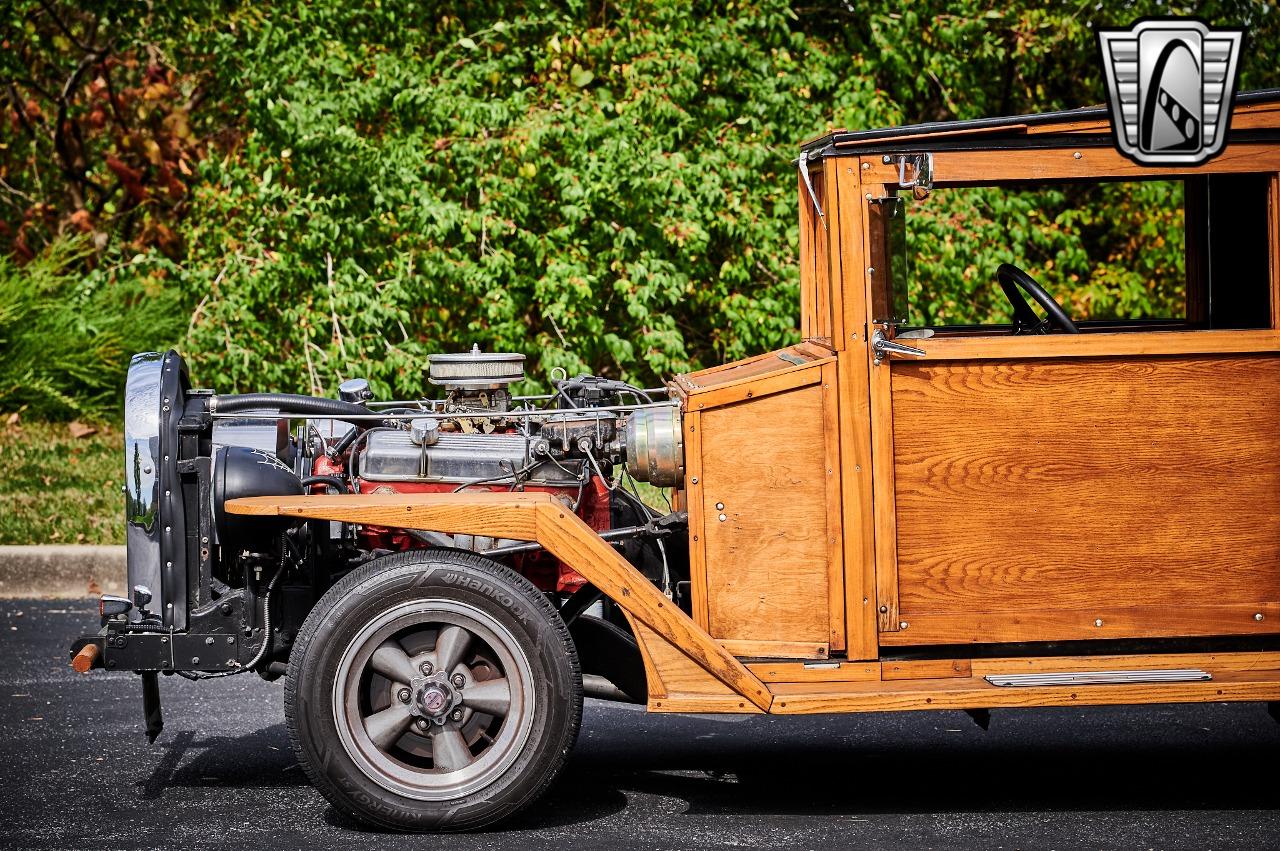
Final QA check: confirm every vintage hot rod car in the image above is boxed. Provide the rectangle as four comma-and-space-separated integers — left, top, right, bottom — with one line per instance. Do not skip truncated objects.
72, 90, 1280, 831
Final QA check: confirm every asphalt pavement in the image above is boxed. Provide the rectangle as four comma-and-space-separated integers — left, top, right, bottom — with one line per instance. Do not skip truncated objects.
3, 599, 1279, 850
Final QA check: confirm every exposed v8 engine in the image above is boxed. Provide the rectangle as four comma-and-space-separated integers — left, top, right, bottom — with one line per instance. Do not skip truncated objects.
86, 345, 686, 729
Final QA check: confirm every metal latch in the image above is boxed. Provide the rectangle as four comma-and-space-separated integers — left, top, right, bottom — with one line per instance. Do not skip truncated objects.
894, 152, 934, 200
872, 329, 927, 365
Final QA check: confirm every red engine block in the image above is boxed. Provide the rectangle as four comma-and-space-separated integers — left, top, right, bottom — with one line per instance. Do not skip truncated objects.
311, 454, 606, 594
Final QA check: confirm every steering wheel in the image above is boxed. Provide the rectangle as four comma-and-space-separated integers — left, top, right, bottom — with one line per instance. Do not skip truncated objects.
996, 263, 1079, 335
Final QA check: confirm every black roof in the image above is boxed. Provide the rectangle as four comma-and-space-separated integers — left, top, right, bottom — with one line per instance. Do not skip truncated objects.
801, 88, 1280, 155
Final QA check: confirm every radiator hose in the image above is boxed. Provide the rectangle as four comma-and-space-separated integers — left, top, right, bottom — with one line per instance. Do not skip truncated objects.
212, 393, 371, 425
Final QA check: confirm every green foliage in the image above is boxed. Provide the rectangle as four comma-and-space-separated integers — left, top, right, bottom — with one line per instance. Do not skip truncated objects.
902, 180, 1186, 326
0, 238, 186, 418
3, 0, 1279, 408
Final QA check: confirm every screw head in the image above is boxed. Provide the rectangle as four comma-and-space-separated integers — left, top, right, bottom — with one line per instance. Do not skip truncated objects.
1095, 619, 1104, 627
898, 621, 908, 630
419, 661, 434, 675
451, 673, 465, 688
882, 155, 892, 164
397, 688, 411, 703
1256, 613, 1265, 622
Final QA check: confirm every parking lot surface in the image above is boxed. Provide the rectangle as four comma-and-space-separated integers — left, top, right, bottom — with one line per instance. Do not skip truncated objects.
3, 600, 1279, 850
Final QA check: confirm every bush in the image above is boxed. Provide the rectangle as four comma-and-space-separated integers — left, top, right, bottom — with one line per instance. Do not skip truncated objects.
3, 1, 1279, 407
0, 237, 186, 419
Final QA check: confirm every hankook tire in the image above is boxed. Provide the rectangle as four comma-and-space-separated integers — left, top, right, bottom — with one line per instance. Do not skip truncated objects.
285, 549, 582, 831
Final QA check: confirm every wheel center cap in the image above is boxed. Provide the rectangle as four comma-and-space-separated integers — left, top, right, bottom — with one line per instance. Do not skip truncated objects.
418, 684, 449, 715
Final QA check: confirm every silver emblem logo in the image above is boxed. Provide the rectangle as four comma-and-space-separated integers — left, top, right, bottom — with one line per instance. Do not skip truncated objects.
1098, 19, 1244, 165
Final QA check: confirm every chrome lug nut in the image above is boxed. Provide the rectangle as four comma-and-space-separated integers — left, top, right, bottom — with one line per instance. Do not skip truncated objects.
451, 673, 465, 688
419, 661, 434, 675
451, 709, 463, 722
397, 688, 411, 703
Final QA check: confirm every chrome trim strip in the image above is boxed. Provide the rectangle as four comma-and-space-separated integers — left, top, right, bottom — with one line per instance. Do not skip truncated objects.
984, 669, 1212, 687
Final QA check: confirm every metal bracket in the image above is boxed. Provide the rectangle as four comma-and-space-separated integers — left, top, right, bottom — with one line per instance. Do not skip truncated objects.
795, 150, 826, 219
872, 329, 927, 366
895, 152, 934, 199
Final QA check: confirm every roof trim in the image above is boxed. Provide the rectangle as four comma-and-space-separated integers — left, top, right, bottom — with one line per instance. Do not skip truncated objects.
802, 88, 1280, 154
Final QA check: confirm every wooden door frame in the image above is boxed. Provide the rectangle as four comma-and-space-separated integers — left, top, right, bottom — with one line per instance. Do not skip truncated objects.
824, 150, 1280, 655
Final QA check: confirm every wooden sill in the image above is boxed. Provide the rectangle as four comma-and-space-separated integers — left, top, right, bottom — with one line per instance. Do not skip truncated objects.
896, 329, 1280, 361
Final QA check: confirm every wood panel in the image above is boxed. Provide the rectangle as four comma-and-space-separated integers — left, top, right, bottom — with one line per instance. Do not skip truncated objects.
897, 329, 1280, 361
829, 162, 879, 660
767, 666, 1280, 714
1271, 172, 1280, 330
880, 602, 1280, 646
746, 660, 881, 683
860, 143, 1280, 186
797, 164, 832, 339
819, 361, 845, 651
861, 179, 901, 634
699, 382, 835, 658
890, 354, 1280, 644
719, 639, 829, 659
631, 622, 761, 714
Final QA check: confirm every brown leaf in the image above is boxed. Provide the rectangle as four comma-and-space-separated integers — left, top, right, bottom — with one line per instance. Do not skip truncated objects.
68, 421, 98, 439
4, 412, 18, 426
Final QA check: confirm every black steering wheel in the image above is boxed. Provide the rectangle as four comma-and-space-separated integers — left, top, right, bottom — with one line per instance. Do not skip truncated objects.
996, 263, 1079, 335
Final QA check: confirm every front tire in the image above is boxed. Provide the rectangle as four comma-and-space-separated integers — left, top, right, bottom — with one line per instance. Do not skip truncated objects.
285, 549, 582, 831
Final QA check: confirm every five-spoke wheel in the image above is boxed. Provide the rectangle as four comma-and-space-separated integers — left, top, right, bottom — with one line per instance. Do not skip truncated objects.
286, 549, 581, 831
334, 602, 532, 800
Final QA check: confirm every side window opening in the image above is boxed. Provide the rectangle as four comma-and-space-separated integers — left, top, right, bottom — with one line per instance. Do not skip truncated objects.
876, 174, 1274, 334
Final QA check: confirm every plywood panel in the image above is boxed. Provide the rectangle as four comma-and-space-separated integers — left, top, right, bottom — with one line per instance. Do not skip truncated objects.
890, 354, 1280, 644
700, 383, 834, 656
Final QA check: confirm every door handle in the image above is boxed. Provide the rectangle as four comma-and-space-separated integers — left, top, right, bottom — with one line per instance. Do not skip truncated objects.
872, 330, 927, 365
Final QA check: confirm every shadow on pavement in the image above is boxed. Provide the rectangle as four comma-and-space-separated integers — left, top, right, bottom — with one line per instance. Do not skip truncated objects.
137, 704, 1280, 834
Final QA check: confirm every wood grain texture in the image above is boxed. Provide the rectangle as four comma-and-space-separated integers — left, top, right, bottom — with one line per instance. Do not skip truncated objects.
890, 355, 1280, 644
798, 169, 815, 340
767, 667, 1280, 714
746, 660, 882, 683
830, 162, 880, 660
819, 361, 846, 650
862, 182, 901, 635
902, 329, 1280, 361
699, 384, 836, 657
860, 144, 1280, 186
879, 602, 1280, 646
882, 658, 971, 680
683, 410, 710, 630
967, 650, 1280, 676
226, 491, 543, 539
718, 639, 830, 659
533, 503, 772, 710
821, 157, 847, 345
1270, 172, 1280, 330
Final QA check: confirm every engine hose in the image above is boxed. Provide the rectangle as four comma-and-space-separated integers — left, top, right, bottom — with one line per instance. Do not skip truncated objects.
332, 426, 360, 457
301, 475, 348, 493
212, 392, 370, 425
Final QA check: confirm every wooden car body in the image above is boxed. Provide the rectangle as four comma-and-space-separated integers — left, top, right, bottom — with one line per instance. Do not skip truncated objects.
227, 92, 1280, 717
